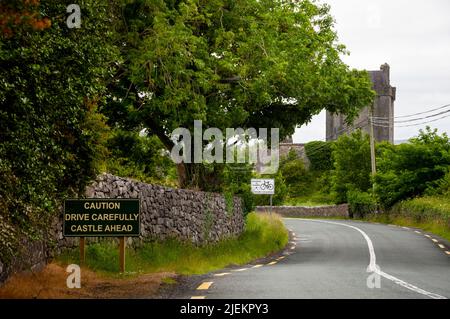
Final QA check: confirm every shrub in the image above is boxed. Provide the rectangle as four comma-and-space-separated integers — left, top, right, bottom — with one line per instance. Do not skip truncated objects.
347, 190, 377, 218
280, 150, 312, 197
375, 127, 450, 208
105, 129, 177, 187
305, 141, 334, 171
331, 130, 372, 203
0, 0, 118, 263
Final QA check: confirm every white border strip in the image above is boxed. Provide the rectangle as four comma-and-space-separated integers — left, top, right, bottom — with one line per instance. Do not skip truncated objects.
297, 219, 447, 299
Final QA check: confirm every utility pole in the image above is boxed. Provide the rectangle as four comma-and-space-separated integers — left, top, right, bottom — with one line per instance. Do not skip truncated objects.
369, 107, 377, 194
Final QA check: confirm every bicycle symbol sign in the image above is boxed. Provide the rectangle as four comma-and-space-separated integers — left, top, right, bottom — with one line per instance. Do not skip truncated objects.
251, 179, 275, 195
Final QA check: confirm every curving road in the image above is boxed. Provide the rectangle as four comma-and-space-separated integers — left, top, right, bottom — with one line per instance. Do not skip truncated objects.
183, 219, 450, 299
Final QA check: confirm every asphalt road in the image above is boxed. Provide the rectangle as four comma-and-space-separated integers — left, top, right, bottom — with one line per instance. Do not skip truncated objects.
184, 219, 450, 299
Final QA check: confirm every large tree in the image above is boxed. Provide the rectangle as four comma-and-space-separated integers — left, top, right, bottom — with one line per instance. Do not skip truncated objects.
105, 0, 375, 189
0, 0, 117, 267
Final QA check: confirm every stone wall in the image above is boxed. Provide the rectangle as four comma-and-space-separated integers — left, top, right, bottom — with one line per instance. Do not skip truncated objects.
0, 174, 245, 285
82, 174, 244, 244
255, 204, 349, 218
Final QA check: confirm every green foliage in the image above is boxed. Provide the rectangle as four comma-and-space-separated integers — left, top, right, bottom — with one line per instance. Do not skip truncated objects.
106, 0, 375, 189
280, 150, 312, 197
305, 141, 334, 171
364, 195, 450, 241
375, 127, 450, 208
331, 130, 372, 203
105, 129, 177, 187
0, 0, 118, 262
58, 212, 288, 275
222, 164, 255, 215
223, 190, 235, 218
347, 190, 377, 218
427, 171, 450, 196
392, 196, 450, 225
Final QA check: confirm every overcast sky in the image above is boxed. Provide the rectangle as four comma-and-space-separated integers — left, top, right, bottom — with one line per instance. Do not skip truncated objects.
293, 0, 450, 143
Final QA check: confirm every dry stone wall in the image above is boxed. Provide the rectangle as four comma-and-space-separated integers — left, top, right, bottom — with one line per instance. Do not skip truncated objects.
0, 174, 245, 285
256, 204, 349, 218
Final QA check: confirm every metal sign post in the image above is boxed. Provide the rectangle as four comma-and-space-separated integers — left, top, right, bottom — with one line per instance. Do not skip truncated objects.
269, 194, 273, 215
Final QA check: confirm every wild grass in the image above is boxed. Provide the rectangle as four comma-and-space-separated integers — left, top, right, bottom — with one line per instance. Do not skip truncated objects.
57, 212, 288, 276
365, 195, 450, 241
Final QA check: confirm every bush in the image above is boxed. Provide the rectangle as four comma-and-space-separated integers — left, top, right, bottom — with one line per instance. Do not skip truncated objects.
0, 0, 118, 263
331, 130, 372, 203
347, 190, 377, 218
391, 196, 450, 225
222, 164, 255, 216
280, 150, 312, 197
305, 141, 334, 171
375, 127, 450, 208
105, 129, 177, 187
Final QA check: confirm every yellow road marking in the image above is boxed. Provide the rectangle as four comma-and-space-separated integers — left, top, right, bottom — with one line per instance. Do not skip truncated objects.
252, 264, 263, 268
276, 256, 285, 261
214, 272, 231, 277
438, 244, 445, 249
191, 296, 206, 299
197, 282, 213, 290
267, 261, 277, 265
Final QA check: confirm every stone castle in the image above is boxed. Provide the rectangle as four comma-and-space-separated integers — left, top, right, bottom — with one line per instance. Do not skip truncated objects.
278, 63, 396, 163
326, 63, 396, 143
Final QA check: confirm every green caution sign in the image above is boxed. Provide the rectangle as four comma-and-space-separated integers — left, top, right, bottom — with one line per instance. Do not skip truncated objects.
64, 199, 140, 237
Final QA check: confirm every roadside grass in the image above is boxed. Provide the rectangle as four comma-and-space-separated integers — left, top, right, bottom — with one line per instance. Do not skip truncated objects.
364, 195, 450, 242
57, 212, 288, 277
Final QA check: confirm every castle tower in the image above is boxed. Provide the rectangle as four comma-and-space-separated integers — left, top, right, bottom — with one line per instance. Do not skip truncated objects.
326, 63, 396, 143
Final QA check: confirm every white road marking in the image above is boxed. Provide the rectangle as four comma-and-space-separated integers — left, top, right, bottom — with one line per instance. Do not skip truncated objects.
297, 219, 447, 300
402, 226, 410, 230
234, 268, 248, 272
267, 261, 277, 265
446, 251, 450, 256
214, 272, 231, 277
431, 239, 438, 243
252, 264, 263, 269
438, 244, 445, 249
191, 296, 206, 299
415, 231, 422, 234
425, 234, 431, 238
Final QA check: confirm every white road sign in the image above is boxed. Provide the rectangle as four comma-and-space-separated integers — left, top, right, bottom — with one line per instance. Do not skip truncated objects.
251, 179, 275, 195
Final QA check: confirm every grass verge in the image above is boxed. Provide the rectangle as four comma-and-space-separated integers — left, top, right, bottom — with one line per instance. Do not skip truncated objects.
57, 212, 288, 276
365, 195, 450, 242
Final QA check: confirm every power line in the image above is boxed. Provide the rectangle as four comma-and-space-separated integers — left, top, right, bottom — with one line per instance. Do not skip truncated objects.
372, 113, 450, 128
371, 103, 450, 120
296, 102, 450, 158
372, 108, 450, 124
